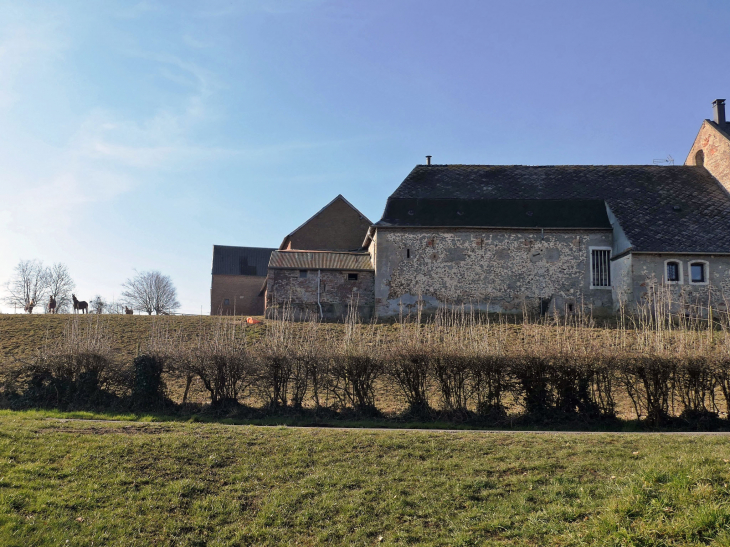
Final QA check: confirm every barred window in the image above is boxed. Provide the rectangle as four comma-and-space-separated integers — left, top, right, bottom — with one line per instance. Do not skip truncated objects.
591, 248, 611, 288
666, 261, 680, 282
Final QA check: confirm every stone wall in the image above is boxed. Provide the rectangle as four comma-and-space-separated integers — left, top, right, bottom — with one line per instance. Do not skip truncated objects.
211, 275, 267, 316
686, 121, 730, 192
266, 269, 375, 321
629, 253, 730, 316
373, 227, 614, 317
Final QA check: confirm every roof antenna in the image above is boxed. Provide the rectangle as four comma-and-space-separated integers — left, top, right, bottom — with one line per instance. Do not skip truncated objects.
652, 155, 674, 166
426, 155, 432, 166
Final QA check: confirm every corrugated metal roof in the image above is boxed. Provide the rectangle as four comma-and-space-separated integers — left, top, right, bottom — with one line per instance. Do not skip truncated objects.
211, 246, 276, 276
268, 250, 374, 271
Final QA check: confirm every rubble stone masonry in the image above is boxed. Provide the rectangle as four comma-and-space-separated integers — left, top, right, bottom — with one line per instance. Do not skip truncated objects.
372, 228, 615, 317
266, 269, 375, 321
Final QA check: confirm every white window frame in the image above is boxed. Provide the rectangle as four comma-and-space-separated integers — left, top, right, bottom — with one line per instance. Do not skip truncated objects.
688, 260, 709, 285
589, 246, 612, 289
664, 259, 683, 284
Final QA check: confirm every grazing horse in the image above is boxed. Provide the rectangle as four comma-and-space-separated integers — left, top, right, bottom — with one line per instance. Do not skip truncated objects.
72, 294, 88, 314
125, 306, 133, 315
48, 296, 57, 314
24, 299, 36, 314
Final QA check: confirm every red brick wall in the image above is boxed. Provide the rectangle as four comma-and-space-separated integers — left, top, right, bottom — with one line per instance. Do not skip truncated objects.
211, 275, 267, 316
686, 121, 730, 192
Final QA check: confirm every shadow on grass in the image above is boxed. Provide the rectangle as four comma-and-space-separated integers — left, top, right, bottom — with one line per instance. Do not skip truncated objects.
3, 402, 729, 433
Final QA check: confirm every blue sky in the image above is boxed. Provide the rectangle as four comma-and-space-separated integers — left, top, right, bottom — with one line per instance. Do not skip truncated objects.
1, 0, 729, 313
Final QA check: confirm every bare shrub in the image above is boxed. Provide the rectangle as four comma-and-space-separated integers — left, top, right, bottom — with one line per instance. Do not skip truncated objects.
328, 322, 383, 414
182, 321, 253, 407
18, 317, 118, 407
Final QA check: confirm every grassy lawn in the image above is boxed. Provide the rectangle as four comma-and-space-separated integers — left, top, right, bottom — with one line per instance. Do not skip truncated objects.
0, 412, 730, 545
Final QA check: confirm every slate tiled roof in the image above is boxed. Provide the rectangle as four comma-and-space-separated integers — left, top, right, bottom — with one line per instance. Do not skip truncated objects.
378, 199, 610, 229
211, 246, 276, 276
379, 165, 730, 253
268, 250, 374, 271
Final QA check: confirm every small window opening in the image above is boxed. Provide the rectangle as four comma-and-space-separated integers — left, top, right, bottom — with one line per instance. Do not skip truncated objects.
347, 273, 358, 281
591, 248, 611, 287
568, 303, 574, 313
666, 262, 680, 282
224, 299, 230, 305
695, 149, 705, 168
406, 249, 410, 259
299, 270, 307, 278
691, 263, 706, 283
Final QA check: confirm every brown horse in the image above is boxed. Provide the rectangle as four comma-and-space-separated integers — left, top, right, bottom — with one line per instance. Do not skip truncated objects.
125, 306, 133, 315
48, 296, 57, 314
24, 298, 36, 314
72, 294, 88, 314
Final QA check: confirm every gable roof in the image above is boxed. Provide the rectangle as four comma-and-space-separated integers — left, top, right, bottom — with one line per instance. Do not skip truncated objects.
268, 250, 374, 271
378, 165, 730, 254
211, 245, 276, 276
279, 194, 372, 250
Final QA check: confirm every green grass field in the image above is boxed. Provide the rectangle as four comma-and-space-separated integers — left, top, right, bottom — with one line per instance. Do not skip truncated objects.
1, 411, 730, 546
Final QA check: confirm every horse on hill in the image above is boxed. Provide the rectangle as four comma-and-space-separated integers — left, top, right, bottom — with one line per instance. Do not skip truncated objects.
48, 296, 57, 314
72, 294, 88, 314
125, 306, 133, 315
24, 299, 36, 314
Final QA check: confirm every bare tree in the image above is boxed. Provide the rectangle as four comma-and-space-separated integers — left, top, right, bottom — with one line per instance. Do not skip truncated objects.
4, 260, 49, 312
121, 270, 180, 315
91, 295, 105, 314
46, 263, 75, 313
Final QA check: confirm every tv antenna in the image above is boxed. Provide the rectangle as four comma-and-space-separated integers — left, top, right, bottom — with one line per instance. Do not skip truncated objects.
653, 155, 674, 166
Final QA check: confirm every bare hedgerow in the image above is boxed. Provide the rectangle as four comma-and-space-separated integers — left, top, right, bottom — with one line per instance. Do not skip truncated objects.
17, 316, 118, 407
179, 320, 254, 408
328, 320, 384, 415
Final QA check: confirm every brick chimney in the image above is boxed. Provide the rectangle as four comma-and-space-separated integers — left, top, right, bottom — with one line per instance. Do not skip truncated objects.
713, 99, 726, 125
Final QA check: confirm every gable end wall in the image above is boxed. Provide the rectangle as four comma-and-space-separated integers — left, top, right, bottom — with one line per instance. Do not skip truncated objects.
686, 121, 730, 192
288, 198, 372, 251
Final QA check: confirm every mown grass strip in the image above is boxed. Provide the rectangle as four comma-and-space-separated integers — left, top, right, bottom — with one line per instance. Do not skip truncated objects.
1, 412, 730, 545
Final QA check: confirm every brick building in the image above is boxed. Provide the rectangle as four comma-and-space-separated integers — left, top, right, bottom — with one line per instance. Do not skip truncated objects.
279, 194, 372, 251
210, 246, 275, 315
263, 195, 374, 320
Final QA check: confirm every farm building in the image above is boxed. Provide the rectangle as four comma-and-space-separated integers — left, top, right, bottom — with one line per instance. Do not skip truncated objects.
234, 99, 730, 321
264, 195, 374, 320
363, 99, 730, 318
210, 246, 275, 316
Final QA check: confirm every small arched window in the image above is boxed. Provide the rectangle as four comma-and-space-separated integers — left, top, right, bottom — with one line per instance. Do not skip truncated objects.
695, 149, 705, 167
666, 261, 680, 282
690, 261, 708, 284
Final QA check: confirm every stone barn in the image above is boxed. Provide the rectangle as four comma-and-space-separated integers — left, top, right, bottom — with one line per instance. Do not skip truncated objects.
362, 99, 730, 318
265, 250, 375, 321
210, 245, 275, 315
